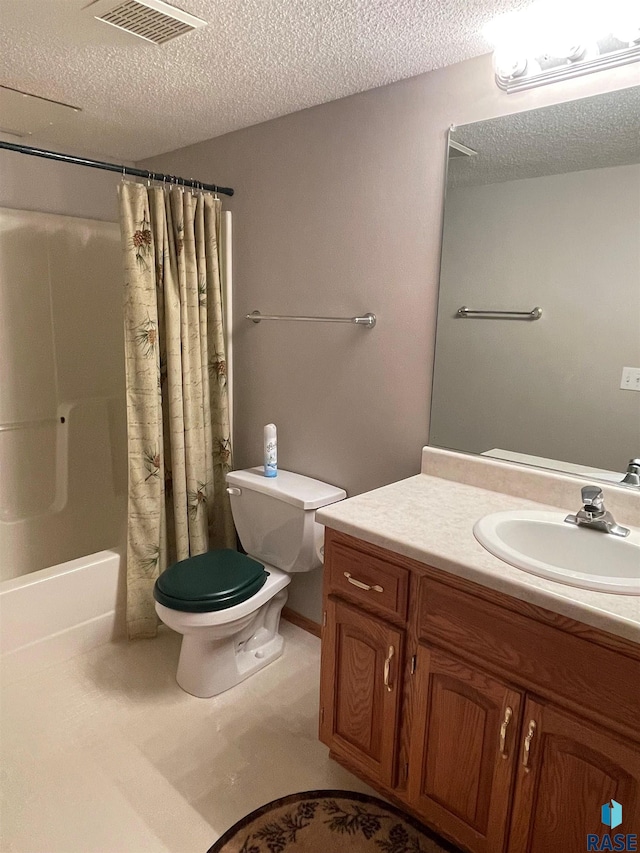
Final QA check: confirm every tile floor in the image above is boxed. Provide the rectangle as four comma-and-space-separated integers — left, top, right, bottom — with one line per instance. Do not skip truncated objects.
0, 621, 375, 853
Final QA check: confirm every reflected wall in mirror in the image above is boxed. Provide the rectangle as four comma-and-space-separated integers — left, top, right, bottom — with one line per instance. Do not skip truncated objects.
429, 86, 640, 486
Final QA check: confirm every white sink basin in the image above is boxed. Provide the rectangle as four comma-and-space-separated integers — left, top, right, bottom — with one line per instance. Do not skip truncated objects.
473, 511, 640, 595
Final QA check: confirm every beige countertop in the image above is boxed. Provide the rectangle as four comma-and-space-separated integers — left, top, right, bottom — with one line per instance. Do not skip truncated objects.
316, 473, 640, 644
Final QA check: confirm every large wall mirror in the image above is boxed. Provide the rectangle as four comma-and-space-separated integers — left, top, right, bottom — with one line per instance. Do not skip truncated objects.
429, 86, 640, 486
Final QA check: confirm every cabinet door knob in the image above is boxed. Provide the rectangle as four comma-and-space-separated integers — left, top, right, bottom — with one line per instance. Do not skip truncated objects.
522, 720, 537, 771
344, 572, 384, 593
383, 645, 395, 692
499, 706, 513, 758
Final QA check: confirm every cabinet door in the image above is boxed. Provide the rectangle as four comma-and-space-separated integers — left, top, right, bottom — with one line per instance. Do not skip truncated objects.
508, 698, 640, 853
408, 645, 523, 853
319, 597, 403, 788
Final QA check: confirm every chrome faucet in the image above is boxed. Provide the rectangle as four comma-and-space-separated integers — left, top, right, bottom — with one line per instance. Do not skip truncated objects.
565, 486, 630, 538
621, 458, 640, 488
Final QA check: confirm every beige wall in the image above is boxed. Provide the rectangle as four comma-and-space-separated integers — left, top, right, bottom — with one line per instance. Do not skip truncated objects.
2, 56, 634, 614
0, 149, 121, 222
140, 54, 638, 622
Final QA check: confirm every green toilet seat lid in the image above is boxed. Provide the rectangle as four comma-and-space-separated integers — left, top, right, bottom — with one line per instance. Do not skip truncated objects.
153, 549, 268, 613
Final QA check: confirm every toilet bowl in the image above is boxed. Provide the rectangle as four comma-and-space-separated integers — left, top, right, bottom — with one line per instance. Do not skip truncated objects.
153, 468, 346, 697
155, 564, 290, 697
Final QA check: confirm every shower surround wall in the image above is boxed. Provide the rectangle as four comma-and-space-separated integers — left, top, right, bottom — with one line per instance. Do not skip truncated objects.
0, 208, 126, 581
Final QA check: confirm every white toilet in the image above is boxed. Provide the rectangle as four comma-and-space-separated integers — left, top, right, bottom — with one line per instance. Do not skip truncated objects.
154, 467, 346, 697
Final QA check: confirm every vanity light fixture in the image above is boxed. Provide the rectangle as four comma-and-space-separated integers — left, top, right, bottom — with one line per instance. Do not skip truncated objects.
483, 0, 640, 92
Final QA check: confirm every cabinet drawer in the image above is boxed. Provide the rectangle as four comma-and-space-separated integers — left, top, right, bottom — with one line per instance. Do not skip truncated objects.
327, 541, 409, 621
418, 577, 640, 740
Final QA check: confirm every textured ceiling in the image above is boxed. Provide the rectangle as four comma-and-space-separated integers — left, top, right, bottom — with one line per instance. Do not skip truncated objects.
0, 0, 535, 161
448, 86, 640, 188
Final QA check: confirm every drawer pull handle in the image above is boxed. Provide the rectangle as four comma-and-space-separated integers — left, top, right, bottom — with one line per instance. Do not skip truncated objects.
522, 720, 536, 771
499, 706, 513, 758
383, 645, 395, 692
344, 572, 384, 593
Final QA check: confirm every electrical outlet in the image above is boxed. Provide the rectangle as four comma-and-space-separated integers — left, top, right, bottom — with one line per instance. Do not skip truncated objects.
620, 366, 640, 391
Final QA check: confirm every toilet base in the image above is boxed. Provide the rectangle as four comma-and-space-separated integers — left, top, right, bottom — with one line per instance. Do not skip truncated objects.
176, 630, 285, 698
174, 589, 288, 698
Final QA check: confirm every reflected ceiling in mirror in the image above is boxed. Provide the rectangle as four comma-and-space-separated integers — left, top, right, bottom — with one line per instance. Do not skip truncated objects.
429, 86, 640, 488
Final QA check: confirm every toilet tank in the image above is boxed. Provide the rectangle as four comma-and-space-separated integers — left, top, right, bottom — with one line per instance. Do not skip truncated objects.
225, 468, 346, 573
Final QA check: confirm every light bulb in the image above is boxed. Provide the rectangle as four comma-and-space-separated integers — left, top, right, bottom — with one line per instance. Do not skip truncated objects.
612, 22, 640, 43
524, 58, 542, 76
562, 43, 600, 62
493, 48, 529, 81
493, 51, 542, 81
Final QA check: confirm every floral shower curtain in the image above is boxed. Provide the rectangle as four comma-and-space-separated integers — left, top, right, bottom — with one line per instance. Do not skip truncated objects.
119, 182, 235, 639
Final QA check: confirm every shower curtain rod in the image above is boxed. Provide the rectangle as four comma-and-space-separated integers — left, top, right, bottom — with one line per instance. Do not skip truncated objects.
0, 140, 234, 197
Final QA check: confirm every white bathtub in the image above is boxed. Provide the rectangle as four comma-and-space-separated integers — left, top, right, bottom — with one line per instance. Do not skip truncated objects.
0, 549, 125, 684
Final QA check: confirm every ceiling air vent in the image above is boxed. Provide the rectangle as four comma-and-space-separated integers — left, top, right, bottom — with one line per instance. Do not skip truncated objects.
89, 0, 207, 45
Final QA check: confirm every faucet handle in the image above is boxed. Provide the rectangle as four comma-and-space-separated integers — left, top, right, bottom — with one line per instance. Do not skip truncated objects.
565, 484, 629, 537
581, 485, 604, 511
621, 459, 640, 487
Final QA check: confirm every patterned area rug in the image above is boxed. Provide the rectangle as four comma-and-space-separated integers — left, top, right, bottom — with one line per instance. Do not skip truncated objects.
207, 790, 462, 853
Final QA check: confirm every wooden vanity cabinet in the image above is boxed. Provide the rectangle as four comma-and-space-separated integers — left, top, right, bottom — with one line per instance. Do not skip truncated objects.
407, 646, 523, 853
507, 698, 640, 853
409, 652, 640, 853
319, 528, 640, 853
319, 598, 404, 788
319, 534, 409, 787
